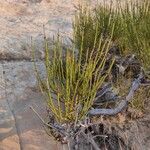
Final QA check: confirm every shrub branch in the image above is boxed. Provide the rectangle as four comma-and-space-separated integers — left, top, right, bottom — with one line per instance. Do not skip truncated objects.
88, 73, 143, 116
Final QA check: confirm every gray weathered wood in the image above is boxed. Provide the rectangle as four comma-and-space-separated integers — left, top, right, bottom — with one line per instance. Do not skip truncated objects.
88, 73, 143, 116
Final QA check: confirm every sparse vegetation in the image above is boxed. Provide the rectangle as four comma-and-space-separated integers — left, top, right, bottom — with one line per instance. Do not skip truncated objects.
130, 86, 150, 111
34, 34, 114, 123
73, 0, 150, 70
120, 0, 150, 70
32, 0, 150, 149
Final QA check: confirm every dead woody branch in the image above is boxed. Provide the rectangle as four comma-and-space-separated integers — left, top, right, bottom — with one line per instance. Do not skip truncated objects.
88, 73, 144, 116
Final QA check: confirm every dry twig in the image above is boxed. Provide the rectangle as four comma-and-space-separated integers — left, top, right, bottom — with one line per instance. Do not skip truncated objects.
89, 73, 143, 116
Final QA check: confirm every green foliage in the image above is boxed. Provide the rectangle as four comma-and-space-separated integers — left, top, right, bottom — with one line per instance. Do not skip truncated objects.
34, 35, 114, 124
73, 4, 124, 57
120, 0, 150, 70
73, 0, 150, 70
34, 0, 150, 125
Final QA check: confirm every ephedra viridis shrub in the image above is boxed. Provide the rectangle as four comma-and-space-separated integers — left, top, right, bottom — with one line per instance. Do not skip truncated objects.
34, 31, 115, 124
73, 0, 150, 70
73, 0, 150, 113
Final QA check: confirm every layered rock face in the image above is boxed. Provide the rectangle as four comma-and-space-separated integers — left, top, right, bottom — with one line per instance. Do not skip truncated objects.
0, 0, 97, 149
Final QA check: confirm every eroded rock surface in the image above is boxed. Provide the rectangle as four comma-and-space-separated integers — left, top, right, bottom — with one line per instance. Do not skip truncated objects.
0, 0, 100, 60
0, 61, 67, 150
0, 0, 84, 149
